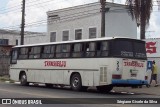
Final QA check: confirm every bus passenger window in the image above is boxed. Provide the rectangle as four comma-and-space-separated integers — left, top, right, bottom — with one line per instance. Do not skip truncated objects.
72, 43, 83, 57
11, 49, 18, 64
19, 48, 28, 59
85, 43, 89, 57
85, 42, 96, 57
101, 41, 109, 57
61, 44, 70, 58
29, 47, 41, 59
96, 42, 101, 56
50, 46, 55, 58
88, 42, 96, 57
42, 45, 55, 58
56, 45, 62, 58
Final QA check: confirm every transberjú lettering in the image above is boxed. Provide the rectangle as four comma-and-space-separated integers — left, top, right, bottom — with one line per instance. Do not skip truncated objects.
44, 61, 66, 67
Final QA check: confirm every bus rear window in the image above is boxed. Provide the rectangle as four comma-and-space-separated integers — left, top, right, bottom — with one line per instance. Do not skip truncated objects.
112, 40, 134, 57
134, 42, 146, 59
112, 40, 146, 59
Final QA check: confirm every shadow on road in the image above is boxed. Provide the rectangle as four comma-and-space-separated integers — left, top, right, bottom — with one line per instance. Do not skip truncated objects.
11, 83, 152, 96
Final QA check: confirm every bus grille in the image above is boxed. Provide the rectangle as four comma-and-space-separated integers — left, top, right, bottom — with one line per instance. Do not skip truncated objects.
100, 67, 107, 83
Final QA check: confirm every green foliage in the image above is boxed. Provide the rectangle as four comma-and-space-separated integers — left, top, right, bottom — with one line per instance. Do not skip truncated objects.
125, 0, 153, 39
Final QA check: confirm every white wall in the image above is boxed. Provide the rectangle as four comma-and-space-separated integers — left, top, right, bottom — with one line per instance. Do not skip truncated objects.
105, 11, 137, 38
145, 39, 160, 84
18, 34, 48, 45
48, 13, 101, 41
0, 33, 19, 45
47, 2, 137, 41
0, 31, 48, 46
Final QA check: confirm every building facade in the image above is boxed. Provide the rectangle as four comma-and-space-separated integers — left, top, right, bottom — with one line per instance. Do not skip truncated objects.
47, 2, 137, 42
0, 29, 47, 76
0, 29, 47, 45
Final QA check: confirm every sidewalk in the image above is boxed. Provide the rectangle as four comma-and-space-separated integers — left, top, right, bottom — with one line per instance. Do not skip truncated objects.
113, 85, 160, 95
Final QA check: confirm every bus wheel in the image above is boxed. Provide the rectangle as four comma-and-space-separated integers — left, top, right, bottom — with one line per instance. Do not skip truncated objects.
81, 86, 88, 92
97, 85, 113, 93
45, 83, 53, 88
71, 73, 82, 91
20, 73, 29, 86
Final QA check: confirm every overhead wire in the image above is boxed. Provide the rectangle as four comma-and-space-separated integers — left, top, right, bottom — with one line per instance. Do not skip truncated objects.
1, 0, 160, 30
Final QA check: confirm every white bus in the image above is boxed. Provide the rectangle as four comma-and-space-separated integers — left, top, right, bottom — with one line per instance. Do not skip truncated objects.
10, 37, 148, 92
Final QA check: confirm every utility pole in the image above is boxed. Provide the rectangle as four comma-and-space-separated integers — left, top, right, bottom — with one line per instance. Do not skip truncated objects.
100, 0, 106, 37
20, 0, 25, 45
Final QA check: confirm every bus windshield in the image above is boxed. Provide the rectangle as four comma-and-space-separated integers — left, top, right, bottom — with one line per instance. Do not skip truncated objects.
111, 39, 147, 59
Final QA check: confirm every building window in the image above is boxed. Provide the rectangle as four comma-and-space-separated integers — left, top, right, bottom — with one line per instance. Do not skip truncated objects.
16, 39, 18, 45
62, 31, 69, 41
0, 39, 9, 45
89, 27, 96, 39
50, 32, 56, 42
75, 29, 82, 40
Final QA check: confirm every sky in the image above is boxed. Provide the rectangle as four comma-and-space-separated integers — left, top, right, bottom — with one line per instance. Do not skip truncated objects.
0, 0, 159, 38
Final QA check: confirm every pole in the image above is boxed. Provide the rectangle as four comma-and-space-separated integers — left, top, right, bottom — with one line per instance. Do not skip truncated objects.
100, 0, 106, 37
20, 0, 25, 45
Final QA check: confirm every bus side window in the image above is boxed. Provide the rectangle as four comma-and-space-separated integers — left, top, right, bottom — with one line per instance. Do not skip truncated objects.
42, 45, 54, 58
56, 45, 62, 58
72, 43, 83, 57
19, 47, 28, 59
96, 42, 101, 56
61, 44, 70, 58
11, 49, 18, 64
101, 41, 109, 57
50, 45, 55, 58
29, 47, 41, 59
85, 42, 96, 57
29, 47, 34, 59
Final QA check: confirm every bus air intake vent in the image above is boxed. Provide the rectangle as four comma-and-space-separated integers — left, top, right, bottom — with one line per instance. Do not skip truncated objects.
100, 67, 107, 83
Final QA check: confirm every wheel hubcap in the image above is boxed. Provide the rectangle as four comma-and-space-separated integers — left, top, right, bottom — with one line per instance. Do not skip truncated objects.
73, 77, 79, 88
21, 75, 26, 82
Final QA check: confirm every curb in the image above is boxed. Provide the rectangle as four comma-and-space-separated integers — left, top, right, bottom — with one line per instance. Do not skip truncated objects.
4, 81, 45, 86
5, 81, 19, 84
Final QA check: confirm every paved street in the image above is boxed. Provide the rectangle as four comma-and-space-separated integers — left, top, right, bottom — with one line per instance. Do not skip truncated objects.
0, 82, 160, 107
1, 82, 160, 98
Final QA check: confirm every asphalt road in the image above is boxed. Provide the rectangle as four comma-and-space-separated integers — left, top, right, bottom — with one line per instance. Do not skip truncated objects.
0, 82, 160, 107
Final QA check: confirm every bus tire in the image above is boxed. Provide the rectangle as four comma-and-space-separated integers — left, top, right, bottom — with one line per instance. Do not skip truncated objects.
70, 73, 82, 91
97, 85, 113, 93
81, 86, 88, 92
45, 83, 53, 88
20, 72, 29, 86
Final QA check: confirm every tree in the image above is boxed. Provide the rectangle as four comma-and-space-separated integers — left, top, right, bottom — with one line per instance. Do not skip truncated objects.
126, 0, 153, 39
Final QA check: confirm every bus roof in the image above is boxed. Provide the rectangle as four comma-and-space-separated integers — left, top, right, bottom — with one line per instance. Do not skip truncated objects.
13, 37, 143, 48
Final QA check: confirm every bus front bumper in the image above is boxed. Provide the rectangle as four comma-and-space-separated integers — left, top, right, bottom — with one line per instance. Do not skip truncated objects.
112, 79, 148, 86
